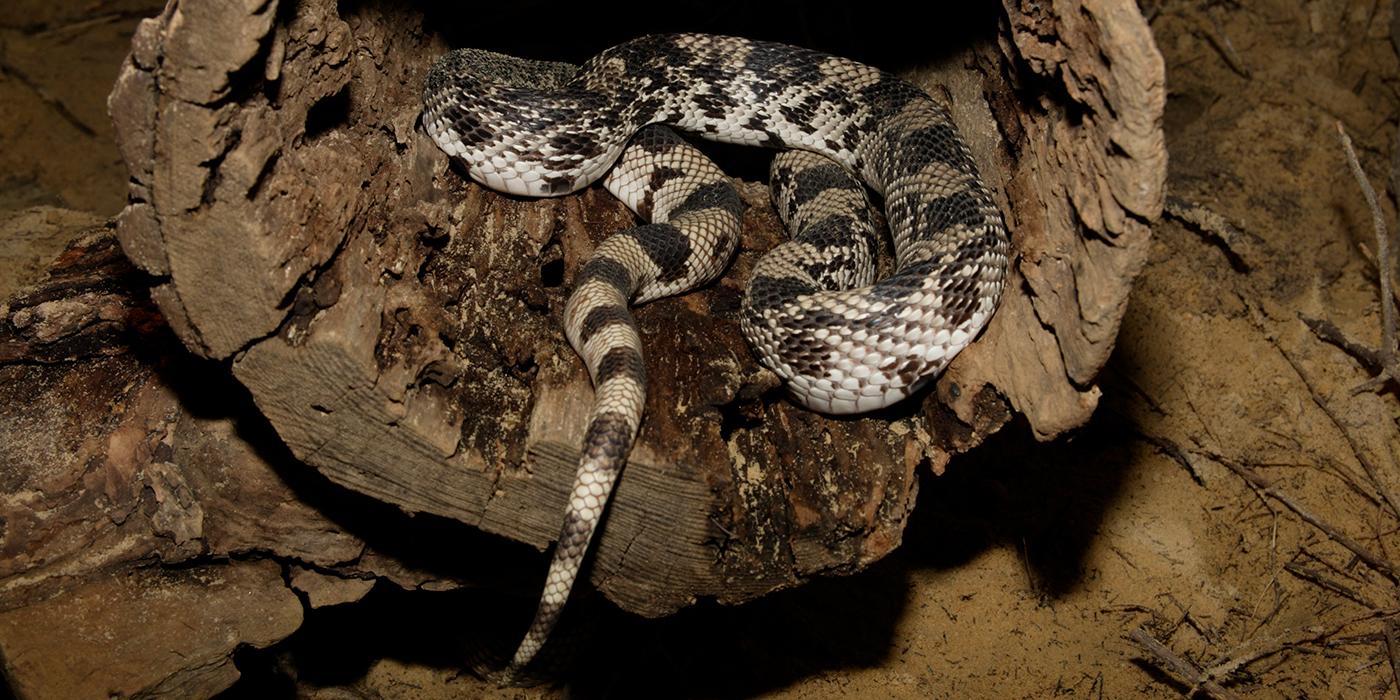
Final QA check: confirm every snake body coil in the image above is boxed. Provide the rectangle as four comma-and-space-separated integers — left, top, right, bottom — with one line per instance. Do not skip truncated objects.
422, 33, 1010, 679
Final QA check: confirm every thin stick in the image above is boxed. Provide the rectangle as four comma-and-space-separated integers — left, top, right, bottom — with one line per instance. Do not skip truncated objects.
1337, 122, 1396, 371
1385, 619, 1400, 696
1299, 546, 1372, 585
1127, 628, 1243, 700
1276, 346, 1400, 523
1197, 11, 1252, 80
1282, 561, 1380, 610
1218, 457, 1400, 583
0, 59, 97, 137
1136, 431, 1205, 485
1164, 196, 1254, 271
1206, 612, 1391, 680
1299, 314, 1385, 373
1316, 454, 1385, 508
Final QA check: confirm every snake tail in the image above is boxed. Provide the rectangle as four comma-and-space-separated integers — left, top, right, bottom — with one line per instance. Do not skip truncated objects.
503, 125, 743, 678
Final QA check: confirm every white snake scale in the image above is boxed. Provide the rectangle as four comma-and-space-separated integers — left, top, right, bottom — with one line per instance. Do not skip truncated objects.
421, 33, 1011, 680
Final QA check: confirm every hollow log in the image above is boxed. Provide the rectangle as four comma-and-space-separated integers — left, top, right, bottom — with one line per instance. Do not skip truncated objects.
104, 0, 1164, 619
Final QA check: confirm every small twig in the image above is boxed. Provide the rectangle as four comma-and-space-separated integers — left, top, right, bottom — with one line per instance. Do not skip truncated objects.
1217, 457, 1400, 583
1206, 611, 1392, 680
1177, 380, 1229, 453
1105, 603, 1170, 628
1275, 347, 1400, 523
1385, 619, 1400, 696
1324, 631, 1387, 647
1316, 454, 1385, 509
1136, 431, 1206, 485
1233, 484, 1289, 640
1018, 537, 1039, 597
1194, 10, 1252, 79
1391, 114, 1400, 213
1106, 362, 1169, 415
1282, 561, 1380, 610
1298, 546, 1372, 585
0, 58, 96, 138
1337, 122, 1398, 389
1164, 196, 1255, 271
1163, 593, 1221, 646
1300, 314, 1385, 373
1257, 506, 1284, 631
1128, 628, 1243, 700
1345, 239, 1400, 316
1250, 303, 1400, 525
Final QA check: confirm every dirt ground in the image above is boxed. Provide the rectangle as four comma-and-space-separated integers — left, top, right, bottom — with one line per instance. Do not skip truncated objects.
3, 0, 1400, 698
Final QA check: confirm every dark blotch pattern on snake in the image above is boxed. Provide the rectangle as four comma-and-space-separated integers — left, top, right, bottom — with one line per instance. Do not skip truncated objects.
421, 33, 1011, 680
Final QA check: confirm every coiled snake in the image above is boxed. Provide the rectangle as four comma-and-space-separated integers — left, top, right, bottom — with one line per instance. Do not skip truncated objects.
421, 33, 1010, 679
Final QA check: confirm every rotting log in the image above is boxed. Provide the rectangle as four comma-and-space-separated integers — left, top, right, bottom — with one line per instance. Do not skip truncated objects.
0, 225, 309, 698
0, 221, 517, 697
105, 0, 1164, 619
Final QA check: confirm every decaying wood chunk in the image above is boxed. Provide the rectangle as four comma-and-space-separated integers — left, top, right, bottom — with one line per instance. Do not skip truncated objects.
0, 222, 506, 696
103, 0, 1163, 619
